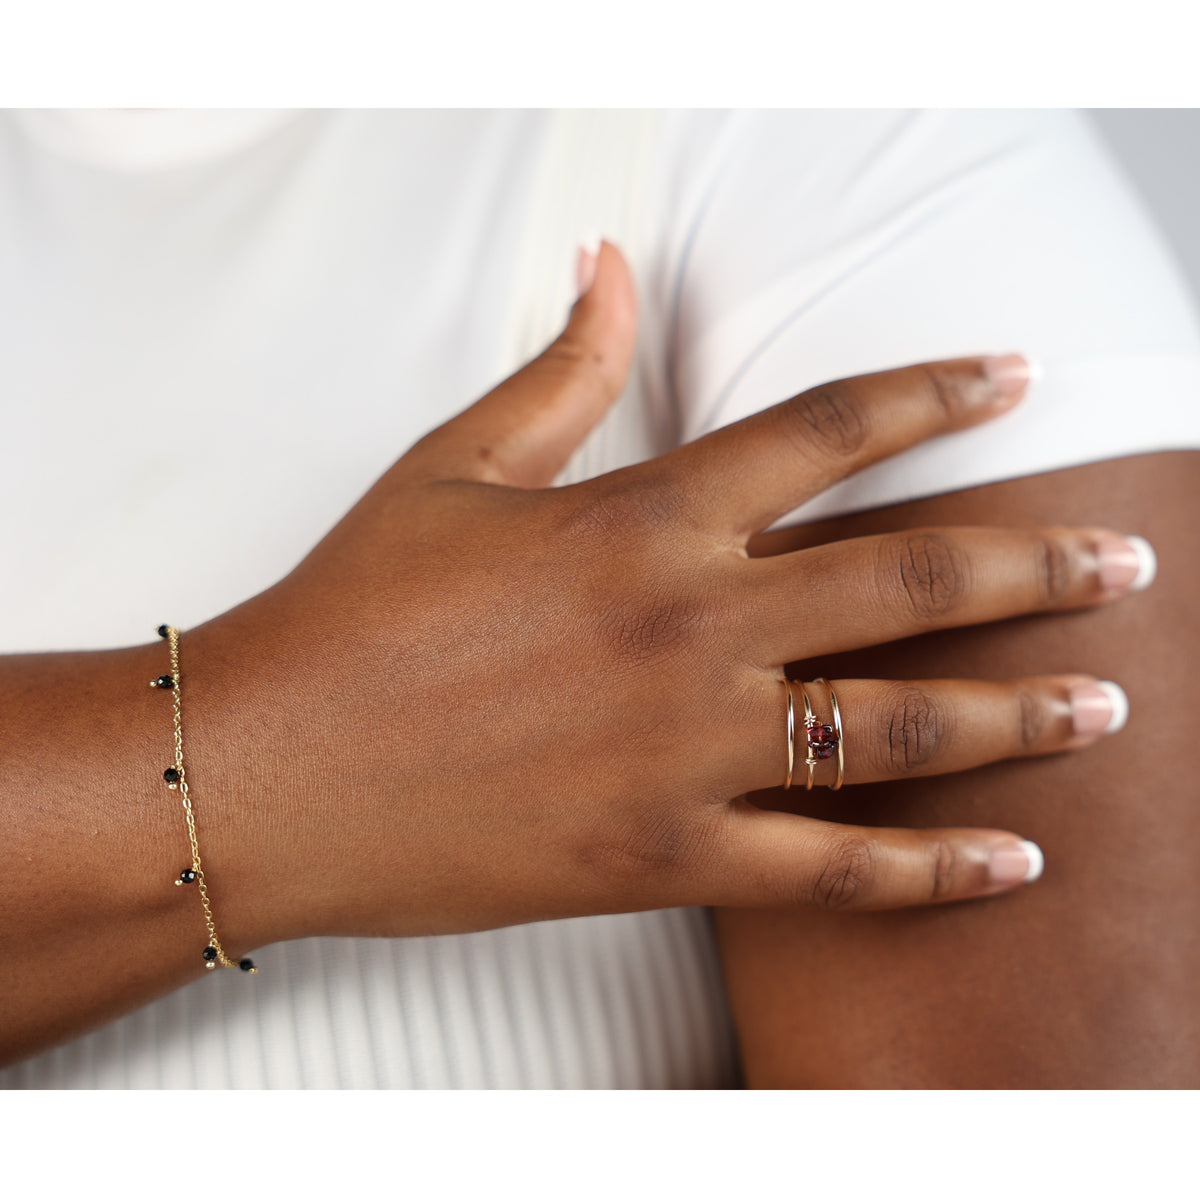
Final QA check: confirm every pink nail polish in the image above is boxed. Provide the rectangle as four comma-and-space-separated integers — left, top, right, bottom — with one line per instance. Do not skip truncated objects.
1069, 681, 1129, 739
981, 353, 1034, 404
575, 232, 601, 298
989, 840, 1044, 887
1096, 534, 1157, 593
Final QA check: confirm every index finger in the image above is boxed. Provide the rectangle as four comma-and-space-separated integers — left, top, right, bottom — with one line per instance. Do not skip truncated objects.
655, 354, 1033, 540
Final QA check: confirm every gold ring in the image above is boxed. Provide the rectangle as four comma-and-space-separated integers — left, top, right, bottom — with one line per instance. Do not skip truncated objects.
813, 677, 845, 790
783, 678, 795, 789
796, 679, 844, 790
797, 682, 818, 790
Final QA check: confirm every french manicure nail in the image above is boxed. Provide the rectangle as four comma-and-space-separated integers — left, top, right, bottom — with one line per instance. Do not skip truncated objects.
1070, 680, 1129, 739
1018, 840, 1044, 883
981, 353, 1035, 404
575, 231, 602, 298
1097, 533, 1158, 593
989, 839, 1044, 887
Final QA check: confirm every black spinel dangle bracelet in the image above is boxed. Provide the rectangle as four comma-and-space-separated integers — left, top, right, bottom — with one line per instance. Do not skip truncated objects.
153, 624, 257, 975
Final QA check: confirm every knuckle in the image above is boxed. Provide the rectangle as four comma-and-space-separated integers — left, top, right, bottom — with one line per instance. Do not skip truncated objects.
781, 383, 870, 458
542, 331, 599, 374
537, 332, 622, 406
928, 840, 959, 902
1032, 534, 1076, 605
540, 330, 626, 403
565, 473, 684, 545
567, 489, 630, 544
915, 363, 960, 421
601, 588, 701, 665
1016, 688, 1047, 749
581, 812, 711, 883
884, 685, 946, 772
808, 834, 876, 911
888, 532, 968, 620
558, 476, 711, 669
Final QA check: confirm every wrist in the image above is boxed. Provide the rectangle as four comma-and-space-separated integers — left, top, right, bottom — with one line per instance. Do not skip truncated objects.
168, 607, 308, 954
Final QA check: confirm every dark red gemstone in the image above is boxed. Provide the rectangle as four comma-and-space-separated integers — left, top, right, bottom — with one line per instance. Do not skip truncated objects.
815, 743, 837, 760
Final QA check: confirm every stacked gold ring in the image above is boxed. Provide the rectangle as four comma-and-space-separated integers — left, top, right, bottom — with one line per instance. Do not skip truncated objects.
783, 678, 845, 791
784, 680, 795, 790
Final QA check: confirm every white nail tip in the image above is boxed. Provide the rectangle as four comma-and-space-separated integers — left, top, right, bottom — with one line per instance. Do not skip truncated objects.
1024, 357, 1045, 381
1124, 535, 1157, 591
1095, 680, 1130, 735
579, 230, 602, 258
1019, 840, 1045, 884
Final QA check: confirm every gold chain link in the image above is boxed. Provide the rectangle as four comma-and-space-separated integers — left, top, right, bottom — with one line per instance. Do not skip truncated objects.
157, 625, 256, 974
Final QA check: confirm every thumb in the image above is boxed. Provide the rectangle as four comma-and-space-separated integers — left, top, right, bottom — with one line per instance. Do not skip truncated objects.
407, 237, 639, 488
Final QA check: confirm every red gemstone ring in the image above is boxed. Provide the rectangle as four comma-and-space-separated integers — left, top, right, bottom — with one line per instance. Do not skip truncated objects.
798, 679, 845, 790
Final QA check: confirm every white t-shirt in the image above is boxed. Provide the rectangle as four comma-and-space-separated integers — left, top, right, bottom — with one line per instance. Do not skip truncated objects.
2, 108, 1198, 1089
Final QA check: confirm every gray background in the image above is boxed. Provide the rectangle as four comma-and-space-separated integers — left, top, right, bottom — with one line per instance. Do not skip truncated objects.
1090, 109, 1200, 305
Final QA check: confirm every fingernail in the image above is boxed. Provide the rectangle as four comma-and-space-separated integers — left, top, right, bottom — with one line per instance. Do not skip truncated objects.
1096, 533, 1157, 593
981, 353, 1036, 404
575, 231, 602, 298
989, 839, 1044, 887
1070, 681, 1129, 738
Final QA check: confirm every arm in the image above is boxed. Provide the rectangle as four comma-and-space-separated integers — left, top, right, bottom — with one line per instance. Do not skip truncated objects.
3, 244, 1138, 1068
715, 450, 1200, 1087
0, 626, 272, 1062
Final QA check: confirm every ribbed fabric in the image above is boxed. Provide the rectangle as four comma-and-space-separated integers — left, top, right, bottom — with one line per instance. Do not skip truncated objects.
2, 912, 736, 1089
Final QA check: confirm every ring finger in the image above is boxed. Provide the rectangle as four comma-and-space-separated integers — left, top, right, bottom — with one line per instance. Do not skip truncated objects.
742, 673, 1128, 793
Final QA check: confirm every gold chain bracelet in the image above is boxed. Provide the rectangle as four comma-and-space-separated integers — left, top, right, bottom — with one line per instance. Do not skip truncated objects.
152, 624, 257, 974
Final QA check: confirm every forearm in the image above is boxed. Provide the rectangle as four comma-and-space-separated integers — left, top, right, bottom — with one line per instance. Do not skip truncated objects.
0, 620, 275, 1066
715, 451, 1200, 1087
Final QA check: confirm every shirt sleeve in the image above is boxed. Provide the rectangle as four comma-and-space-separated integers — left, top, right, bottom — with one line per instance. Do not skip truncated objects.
660, 108, 1200, 528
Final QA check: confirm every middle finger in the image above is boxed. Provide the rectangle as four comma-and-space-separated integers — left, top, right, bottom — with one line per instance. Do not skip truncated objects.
743, 524, 1156, 662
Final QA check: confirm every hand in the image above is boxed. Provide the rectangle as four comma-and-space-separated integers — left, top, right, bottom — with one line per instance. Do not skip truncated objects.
194, 240, 1152, 945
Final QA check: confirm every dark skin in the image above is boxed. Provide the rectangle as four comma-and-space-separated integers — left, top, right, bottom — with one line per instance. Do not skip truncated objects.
0, 242, 1169, 1072
717, 450, 1200, 1089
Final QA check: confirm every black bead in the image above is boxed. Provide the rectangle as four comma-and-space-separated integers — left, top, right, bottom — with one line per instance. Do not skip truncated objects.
179, 869, 196, 884
163, 767, 180, 784
155, 675, 175, 689
157, 624, 170, 638
202, 946, 218, 961
238, 958, 255, 972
